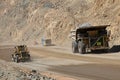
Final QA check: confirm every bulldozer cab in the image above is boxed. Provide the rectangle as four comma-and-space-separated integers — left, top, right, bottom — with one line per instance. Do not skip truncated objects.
14, 45, 27, 53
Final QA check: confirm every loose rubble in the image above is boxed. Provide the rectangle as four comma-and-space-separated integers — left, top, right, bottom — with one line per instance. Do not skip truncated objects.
0, 69, 56, 80
16, 70, 56, 80
0, 61, 56, 80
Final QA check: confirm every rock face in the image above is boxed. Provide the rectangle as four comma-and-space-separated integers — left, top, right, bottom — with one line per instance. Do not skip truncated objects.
0, 0, 120, 45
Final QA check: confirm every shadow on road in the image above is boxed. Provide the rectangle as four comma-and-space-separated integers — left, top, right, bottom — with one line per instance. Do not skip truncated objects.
89, 45, 120, 54
45, 44, 56, 46
109, 45, 120, 53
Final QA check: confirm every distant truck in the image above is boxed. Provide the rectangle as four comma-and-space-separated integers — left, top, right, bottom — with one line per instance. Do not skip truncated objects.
41, 38, 52, 46
71, 25, 110, 54
12, 45, 30, 63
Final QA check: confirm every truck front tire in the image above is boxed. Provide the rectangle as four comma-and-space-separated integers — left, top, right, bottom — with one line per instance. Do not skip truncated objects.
78, 41, 86, 54
72, 41, 78, 53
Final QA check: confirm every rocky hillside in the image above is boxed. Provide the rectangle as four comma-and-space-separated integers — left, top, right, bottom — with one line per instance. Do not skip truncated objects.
0, 0, 120, 45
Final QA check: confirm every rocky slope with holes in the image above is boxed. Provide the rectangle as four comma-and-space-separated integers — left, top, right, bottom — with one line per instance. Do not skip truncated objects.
0, 0, 120, 46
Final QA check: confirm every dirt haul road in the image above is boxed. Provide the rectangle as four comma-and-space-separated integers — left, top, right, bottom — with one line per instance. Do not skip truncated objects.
0, 45, 120, 80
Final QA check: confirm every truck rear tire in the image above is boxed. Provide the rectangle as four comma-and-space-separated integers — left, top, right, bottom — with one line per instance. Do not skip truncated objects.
72, 41, 78, 53
78, 41, 86, 54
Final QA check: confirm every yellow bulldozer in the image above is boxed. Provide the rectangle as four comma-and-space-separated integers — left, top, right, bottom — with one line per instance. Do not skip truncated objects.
12, 45, 30, 63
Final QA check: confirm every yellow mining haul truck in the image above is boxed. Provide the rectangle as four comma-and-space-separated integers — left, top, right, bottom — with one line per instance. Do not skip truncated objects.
71, 25, 110, 54
12, 45, 30, 63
